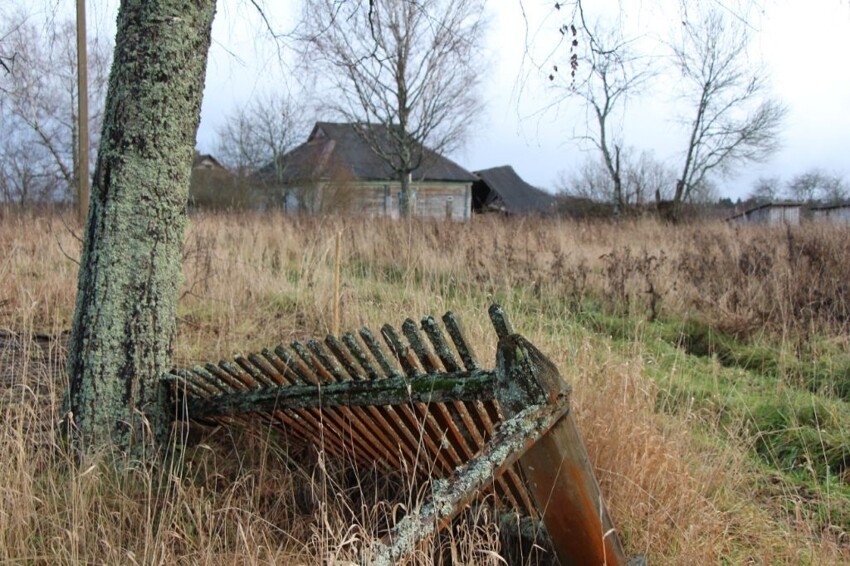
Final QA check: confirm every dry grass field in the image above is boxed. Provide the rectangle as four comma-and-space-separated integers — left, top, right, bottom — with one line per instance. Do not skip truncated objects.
1, 208, 849, 563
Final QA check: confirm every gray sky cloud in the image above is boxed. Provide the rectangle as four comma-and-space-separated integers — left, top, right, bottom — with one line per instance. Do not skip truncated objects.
22, 0, 850, 200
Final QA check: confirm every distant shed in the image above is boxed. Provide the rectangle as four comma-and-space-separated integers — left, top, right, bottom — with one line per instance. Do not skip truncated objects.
472, 165, 557, 215
727, 202, 802, 226
810, 203, 850, 225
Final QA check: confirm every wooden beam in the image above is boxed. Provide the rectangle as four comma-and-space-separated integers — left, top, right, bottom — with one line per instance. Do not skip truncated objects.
496, 333, 628, 566
167, 368, 497, 419
366, 401, 569, 566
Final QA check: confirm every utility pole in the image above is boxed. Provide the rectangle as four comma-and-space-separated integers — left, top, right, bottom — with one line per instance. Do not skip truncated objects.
76, 0, 89, 225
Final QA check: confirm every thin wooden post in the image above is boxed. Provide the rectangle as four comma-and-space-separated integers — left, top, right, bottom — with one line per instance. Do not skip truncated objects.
495, 332, 628, 566
75, 0, 89, 225
333, 230, 341, 336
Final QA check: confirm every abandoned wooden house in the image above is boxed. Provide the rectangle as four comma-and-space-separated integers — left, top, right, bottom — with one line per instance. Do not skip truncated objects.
472, 165, 557, 215
810, 202, 850, 224
727, 201, 802, 225
256, 122, 477, 220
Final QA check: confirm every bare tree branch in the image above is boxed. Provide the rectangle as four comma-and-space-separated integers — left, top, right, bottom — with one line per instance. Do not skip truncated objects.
671, 8, 786, 214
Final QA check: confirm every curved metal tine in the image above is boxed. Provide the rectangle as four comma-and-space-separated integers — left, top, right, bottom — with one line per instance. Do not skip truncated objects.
442, 311, 481, 371
488, 303, 514, 339
381, 324, 423, 377
401, 319, 442, 374
359, 327, 403, 379
420, 315, 462, 372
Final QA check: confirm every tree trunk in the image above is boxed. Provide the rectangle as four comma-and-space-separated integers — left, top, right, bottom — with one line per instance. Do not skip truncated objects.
399, 173, 411, 217
64, 0, 216, 459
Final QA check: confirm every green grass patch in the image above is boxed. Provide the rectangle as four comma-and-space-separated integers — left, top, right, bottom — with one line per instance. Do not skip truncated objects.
576, 306, 850, 530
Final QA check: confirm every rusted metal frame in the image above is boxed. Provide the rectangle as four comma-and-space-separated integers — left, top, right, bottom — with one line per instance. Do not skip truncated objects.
332, 333, 425, 470
381, 325, 465, 474
496, 330, 628, 566
257, 348, 358, 460
210, 360, 336, 454
420, 315, 531, 513
283, 340, 384, 464
246, 349, 360, 464
381, 324, 474, 467
365, 401, 569, 566
443, 312, 501, 425
314, 337, 412, 470
358, 327, 455, 476
278, 342, 384, 467
341, 331, 436, 471
418, 316, 523, 511
294, 340, 395, 467
404, 319, 486, 450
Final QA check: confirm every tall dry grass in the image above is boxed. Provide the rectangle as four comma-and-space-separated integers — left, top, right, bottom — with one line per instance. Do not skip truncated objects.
1, 209, 848, 563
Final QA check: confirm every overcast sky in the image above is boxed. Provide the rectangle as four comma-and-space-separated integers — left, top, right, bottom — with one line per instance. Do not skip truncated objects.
43, 0, 850, 200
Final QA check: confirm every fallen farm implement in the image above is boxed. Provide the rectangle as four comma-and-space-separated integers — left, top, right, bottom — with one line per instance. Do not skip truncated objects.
166, 305, 628, 565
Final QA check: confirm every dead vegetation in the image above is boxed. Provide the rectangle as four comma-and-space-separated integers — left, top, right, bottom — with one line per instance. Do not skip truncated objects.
1, 209, 849, 563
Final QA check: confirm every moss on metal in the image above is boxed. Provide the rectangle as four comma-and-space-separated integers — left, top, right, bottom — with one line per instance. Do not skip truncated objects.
64, 0, 217, 458
172, 369, 498, 419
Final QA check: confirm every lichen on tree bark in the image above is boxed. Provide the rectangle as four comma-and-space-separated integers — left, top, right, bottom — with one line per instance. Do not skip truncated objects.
64, 0, 217, 458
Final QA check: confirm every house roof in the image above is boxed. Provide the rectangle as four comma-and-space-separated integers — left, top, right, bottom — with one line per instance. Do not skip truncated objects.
473, 165, 556, 214
809, 202, 850, 211
261, 122, 476, 184
192, 152, 225, 170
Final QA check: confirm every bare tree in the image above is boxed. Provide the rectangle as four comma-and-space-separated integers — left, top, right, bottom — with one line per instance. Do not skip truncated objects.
558, 22, 655, 210
212, 91, 310, 208
748, 175, 782, 204
215, 91, 308, 177
786, 168, 848, 204
671, 9, 787, 217
0, 12, 111, 205
558, 148, 674, 208
299, 0, 484, 216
